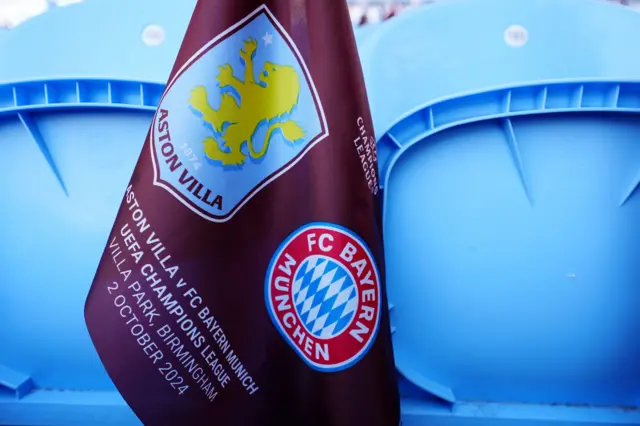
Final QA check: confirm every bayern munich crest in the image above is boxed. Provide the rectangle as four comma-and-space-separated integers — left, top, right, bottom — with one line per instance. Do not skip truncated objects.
265, 223, 382, 372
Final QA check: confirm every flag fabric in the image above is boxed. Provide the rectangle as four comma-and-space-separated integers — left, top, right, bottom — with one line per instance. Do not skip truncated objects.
84, 0, 400, 424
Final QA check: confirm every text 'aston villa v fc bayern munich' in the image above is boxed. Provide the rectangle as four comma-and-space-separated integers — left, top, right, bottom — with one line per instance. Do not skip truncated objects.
104, 185, 260, 403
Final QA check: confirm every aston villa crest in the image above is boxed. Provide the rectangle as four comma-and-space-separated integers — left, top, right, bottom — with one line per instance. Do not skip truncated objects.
150, 5, 328, 222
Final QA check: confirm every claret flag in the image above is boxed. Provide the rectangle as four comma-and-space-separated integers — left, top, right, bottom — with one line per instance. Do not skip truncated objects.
85, 0, 401, 424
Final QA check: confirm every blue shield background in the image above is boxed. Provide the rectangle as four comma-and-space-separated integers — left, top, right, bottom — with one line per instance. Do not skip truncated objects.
153, 10, 325, 218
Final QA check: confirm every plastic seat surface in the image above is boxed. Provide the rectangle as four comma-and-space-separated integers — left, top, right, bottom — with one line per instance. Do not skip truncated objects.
359, 0, 640, 424
0, 1, 195, 424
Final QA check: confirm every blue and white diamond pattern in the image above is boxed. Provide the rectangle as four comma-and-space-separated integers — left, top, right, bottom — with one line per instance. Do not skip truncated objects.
292, 255, 358, 339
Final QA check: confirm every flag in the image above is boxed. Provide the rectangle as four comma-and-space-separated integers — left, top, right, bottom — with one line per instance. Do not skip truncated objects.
84, 0, 400, 424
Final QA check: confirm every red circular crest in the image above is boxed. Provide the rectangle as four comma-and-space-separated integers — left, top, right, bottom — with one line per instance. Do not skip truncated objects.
265, 223, 382, 372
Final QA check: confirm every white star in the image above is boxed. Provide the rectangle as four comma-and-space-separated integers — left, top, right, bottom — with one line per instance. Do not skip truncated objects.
262, 32, 273, 45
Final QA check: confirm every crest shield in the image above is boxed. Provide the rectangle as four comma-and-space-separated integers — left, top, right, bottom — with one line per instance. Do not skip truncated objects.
150, 5, 328, 222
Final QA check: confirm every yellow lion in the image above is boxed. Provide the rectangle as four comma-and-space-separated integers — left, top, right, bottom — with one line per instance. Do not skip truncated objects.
188, 37, 305, 166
